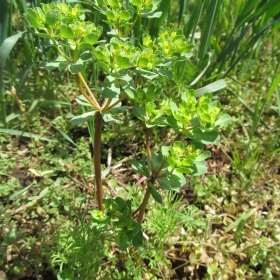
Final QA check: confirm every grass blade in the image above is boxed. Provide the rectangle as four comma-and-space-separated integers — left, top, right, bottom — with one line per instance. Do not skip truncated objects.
9, 183, 35, 200
184, 1, 204, 42
0, 31, 26, 69
198, 0, 220, 60
196, 79, 227, 97
178, 0, 187, 28
225, 208, 256, 232
0, 129, 52, 142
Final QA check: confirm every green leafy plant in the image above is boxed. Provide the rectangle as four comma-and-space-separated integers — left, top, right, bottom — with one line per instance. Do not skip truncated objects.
23, 0, 230, 268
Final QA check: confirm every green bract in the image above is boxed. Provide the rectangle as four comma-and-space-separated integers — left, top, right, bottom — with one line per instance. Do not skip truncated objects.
161, 141, 209, 175
158, 28, 191, 58
24, 3, 102, 51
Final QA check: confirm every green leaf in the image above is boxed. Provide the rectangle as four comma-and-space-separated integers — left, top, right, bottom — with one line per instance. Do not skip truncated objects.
157, 69, 173, 79
138, 57, 149, 68
149, 183, 163, 205
83, 33, 100, 44
70, 111, 96, 125
39, 55, 67, 71
68, 59, 84, 74
60, 25, 75, 39
91, 209, 108, 221
0, 185, 10, 191
116, 56, 131, 69
106, 10, 115, 21
196, 151, 211, 161
130, 159, 150, 177
185, 128, 220, 145
188, 161, 207, 176
234, 219, 246, 244
116, 232, 129, 250
157, 171, 186, 191
131, 0, 142, 7
45, 119, 77, 147
45, 9, 59, 27
76, 95, 93, 107
132, 106, 145, 121
149, 152, 164, 170
115, 197, 128, 214
146, 11, 162, 18
79, 51, 92, 62
101, 76, 120, 98
78, 42, 93, 50
132, 230, 143, 247
102, 112, 120, 123
111, 69, 132, 82
24, 9, 44, 29
97, 61, 110, 72
119, 10, 131, 21
136, 68, 158, 80
94, 47, 110, 62
214, 113, 231, 128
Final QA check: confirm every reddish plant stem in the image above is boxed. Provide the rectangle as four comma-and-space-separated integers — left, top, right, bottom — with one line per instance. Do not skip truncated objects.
146, 128, 155, 172
137, 185, 151, 224
135, 133, 185, 220
94, 112, 104, 211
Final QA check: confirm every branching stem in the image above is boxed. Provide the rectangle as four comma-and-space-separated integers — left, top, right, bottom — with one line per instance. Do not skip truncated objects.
106, 94, 127, 111
76, 72, 101, 110
123, 14, 139, 37
51, 39, 73, 62
75, 75, 100, 110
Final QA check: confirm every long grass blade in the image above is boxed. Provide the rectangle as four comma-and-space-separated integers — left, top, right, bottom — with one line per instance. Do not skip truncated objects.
198, 0, 220, 60
178, 0, 187, 28
184, 1, 204, 42
0, 129, 52, 142
196, 79, 227, 97
0, 31, 26, 69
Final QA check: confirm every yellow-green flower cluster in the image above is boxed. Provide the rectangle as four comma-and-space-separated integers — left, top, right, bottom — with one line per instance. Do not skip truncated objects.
158, 28, 189, 57
24, 3, 102, 49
